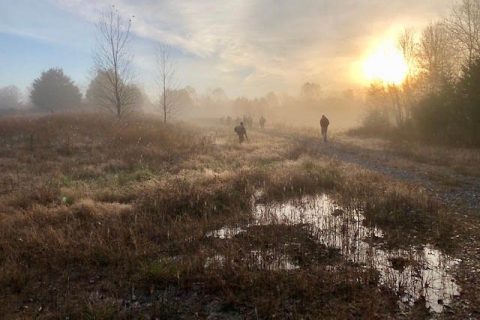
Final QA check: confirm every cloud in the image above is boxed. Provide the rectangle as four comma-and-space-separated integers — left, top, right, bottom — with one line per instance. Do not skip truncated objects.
47, 0, 453, 96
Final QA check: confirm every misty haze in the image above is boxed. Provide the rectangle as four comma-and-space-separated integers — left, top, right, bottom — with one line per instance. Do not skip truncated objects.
1, 0, 480, 319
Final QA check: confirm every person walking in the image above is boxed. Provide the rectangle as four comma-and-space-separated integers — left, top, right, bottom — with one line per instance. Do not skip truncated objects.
234, 122, 248, 143
320, 115, 330, 143
259, 116, 266, 129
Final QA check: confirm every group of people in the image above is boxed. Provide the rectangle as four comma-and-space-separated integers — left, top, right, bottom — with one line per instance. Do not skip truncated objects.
233, 115, 266, 143
222, 115, 266, 129
234, 114, 330, 144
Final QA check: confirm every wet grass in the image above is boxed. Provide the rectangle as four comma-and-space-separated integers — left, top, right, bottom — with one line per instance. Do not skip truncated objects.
336, 171, 457, 251
138, 222, 397, 319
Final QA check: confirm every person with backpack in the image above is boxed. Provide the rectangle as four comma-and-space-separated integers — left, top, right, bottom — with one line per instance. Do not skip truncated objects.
234, 122, 248, 143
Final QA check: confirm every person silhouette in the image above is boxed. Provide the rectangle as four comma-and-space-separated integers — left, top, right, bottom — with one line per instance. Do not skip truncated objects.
259, 116, 266, 129
234, 122, 248, 143
320, 115, 330, 143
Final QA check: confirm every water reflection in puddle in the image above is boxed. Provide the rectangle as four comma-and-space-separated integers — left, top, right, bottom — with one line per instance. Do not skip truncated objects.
204, 249, 299, 271
249, 249, 300, 271
207, 194, 460, 313
206, 227, 244, 239
253, 195, 460, 313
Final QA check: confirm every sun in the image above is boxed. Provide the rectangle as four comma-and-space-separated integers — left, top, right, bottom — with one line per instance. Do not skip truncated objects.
362, 42, 409, 85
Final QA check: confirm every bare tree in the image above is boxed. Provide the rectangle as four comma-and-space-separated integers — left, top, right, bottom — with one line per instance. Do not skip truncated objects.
94, 6, 137, 118
397, 28, 420, 121
86, 70, 141, 111
363, 81, 392, 130
398, 28, 418, 77
447, 0, 480, 67
417, 22, 456, 92
156, 45, 178, 123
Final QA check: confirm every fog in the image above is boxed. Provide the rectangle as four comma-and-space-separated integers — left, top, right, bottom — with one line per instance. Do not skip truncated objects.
0, 0, 456, 130
155, 85, 364, 130
0, 0, 468, 130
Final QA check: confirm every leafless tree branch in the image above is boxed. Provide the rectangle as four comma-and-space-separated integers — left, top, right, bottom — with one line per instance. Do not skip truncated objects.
93, 6, 136, 119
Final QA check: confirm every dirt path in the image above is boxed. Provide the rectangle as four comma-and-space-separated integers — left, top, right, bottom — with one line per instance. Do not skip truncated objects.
286, 132, 480, 213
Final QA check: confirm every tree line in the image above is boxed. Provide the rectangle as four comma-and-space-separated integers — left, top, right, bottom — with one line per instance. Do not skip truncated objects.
0, 7, 178, 122
361, 0, 480, 146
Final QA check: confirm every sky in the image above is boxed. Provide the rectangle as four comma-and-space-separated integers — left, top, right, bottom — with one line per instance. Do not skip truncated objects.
0, 0, 453, 99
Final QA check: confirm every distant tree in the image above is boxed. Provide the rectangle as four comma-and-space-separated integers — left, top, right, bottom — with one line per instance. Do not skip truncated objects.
398, 29, 418, 67
130, 85, 146, 111
0, 86, 22, 111
447, 0, 480, 67
94, 7, 136, 118
412, 82, 461, 144
185, 85, 197, 99
417, 22, 456, 92
233, 97, 250, 115
458, 57, 480, 139
397, 29, 424, 120
30, 68, 82, 112
172, 88, 195, 112
365, 81, 408, 127
366, 82, 388, 109
459, 58, 480, 100
156, 45, 177, 123
265, 91, 279, 108
301, 82, 322, 100
85, 70, 108, 108
86, 70, 140, 114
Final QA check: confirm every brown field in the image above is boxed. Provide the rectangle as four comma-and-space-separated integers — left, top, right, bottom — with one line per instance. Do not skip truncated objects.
0, 113, 479, 319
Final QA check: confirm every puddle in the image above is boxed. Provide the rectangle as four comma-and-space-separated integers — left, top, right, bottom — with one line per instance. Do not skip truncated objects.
252, 195, 460, 313
204, 250, 299, 271
207, 194, 460, 313
248, 249, 300, 271
205, 254, 226, 268
206, 227, 244, 239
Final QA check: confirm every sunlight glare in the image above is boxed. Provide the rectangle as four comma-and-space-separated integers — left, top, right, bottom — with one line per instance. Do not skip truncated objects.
362, 42, 409, 85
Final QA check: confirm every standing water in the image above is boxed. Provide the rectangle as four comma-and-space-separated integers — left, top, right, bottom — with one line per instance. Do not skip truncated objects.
207, 194, 460, 313
253, 195, 460, 313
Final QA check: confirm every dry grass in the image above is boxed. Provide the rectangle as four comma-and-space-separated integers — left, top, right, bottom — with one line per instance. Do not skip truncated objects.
336, 168, 456, 251
385, 140, 480, 177
343, 131, 480, 178
0, 113, 469, 318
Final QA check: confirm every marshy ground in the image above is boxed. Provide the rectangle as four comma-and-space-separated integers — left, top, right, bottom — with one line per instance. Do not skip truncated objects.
0, 113, 479, 319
